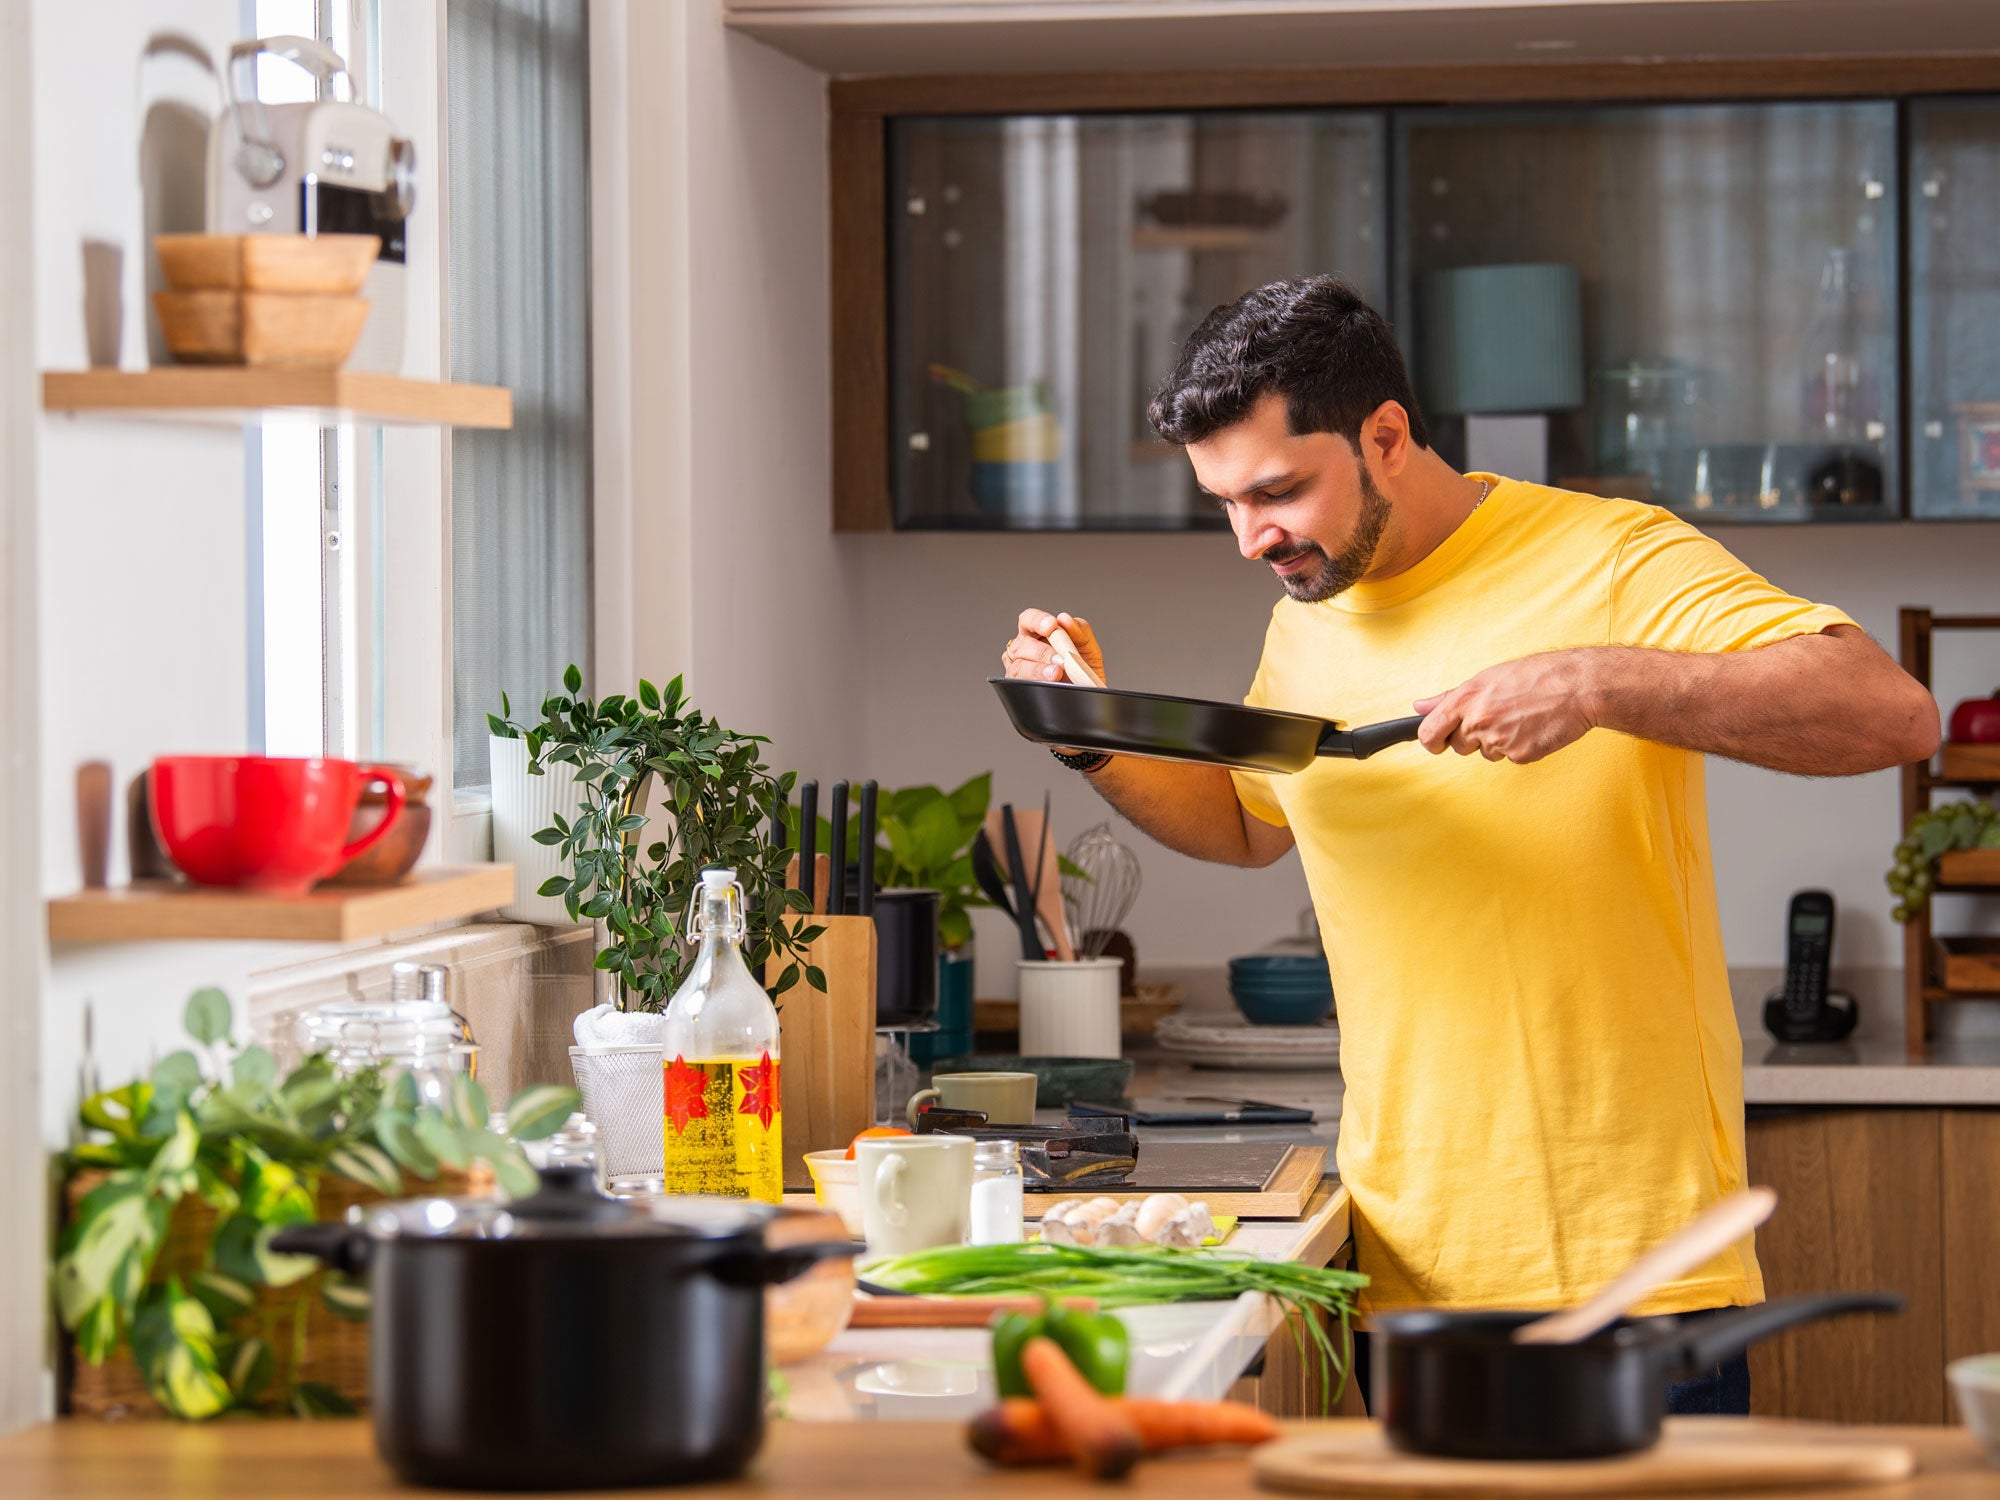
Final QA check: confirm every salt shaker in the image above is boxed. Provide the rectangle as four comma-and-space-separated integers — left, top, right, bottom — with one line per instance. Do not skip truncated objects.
970, 1139, 1024, 1245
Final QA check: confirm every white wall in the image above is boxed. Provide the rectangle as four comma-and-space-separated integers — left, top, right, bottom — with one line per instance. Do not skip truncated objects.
31, 0, 327, 1145
608, 0, 860, 777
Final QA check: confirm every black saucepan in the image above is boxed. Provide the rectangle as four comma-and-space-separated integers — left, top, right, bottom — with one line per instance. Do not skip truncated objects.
990, 677, 1424, 773
1372, 1292, 1903, 1460
271, 1167, 860, 1491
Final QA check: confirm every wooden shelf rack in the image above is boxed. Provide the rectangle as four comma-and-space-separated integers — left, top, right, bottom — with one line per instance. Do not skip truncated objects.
1898, 608, 2000, 1052
47, 865, 516, 944
42, 369, 513, 429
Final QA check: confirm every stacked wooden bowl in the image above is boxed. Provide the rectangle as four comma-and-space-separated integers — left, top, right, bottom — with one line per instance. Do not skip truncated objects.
153, 233, 378, 368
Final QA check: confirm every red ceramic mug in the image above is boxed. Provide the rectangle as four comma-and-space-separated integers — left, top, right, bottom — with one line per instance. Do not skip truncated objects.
149, 755, 408, 895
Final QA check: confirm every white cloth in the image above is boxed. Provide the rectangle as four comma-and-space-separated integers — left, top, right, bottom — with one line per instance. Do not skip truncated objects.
572, 1003, 666, 1050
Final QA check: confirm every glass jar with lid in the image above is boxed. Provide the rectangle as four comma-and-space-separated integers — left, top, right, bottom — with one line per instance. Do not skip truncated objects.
970, 1139, 1024, 1245
296, 961, 476, 1110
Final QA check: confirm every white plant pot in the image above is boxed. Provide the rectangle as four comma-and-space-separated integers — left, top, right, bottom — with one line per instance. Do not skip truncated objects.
490, 734, 590, 924
1017, 957, 1123, 1060
569, 1044, 664, 1180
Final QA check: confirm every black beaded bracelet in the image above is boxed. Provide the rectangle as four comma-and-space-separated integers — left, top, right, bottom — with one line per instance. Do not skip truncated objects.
1049, 746, 1112, 774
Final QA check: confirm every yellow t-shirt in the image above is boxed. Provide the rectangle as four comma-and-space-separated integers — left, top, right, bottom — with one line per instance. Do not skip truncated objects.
1231, 477, 1856, 1316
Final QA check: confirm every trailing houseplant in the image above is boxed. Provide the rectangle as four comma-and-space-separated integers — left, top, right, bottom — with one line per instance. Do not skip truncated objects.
53, 988, 578, 1420
491, 666, 824, 1010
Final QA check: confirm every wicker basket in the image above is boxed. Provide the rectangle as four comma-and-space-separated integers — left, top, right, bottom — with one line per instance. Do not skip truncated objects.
63, 1165, 490, 1420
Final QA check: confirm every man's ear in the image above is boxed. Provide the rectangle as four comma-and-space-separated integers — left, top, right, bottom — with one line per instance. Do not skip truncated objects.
1365, 400, 1412, 478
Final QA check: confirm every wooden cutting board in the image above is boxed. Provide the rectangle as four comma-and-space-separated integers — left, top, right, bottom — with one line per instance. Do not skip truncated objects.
1023, 1142, 1324, 1219
1252, 1418, 1917, 1496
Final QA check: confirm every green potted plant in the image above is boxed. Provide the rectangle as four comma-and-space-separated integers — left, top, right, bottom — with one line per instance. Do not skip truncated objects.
493, 667, 823, 1177
795, 774, 992, 1063
53, 988, 577, 1420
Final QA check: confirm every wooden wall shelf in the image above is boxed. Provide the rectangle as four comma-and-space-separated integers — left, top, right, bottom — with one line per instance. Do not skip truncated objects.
42, 369, 513, 429
47, 865, 516, 944
1899, 607, 2000, 1052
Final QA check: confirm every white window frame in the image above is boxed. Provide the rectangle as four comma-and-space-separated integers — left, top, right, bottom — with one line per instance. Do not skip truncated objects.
370, 0, 635, 866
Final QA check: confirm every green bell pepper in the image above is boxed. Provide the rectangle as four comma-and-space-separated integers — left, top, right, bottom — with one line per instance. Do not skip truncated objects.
991, 1299, 1130, 1398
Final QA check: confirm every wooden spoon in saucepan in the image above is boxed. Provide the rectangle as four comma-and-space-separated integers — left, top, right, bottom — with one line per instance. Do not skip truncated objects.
1512, 1186, 1778, 1345
1047, 625, 1104, 688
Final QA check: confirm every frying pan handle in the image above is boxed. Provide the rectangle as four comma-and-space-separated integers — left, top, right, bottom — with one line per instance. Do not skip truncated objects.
1663, 1292, 1904, 1379
1318, 715, 1427, 761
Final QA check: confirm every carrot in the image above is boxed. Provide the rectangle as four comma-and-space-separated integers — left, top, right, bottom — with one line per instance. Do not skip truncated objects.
1018, 1336, 1144, 1479
968, 1395, 1281, 1468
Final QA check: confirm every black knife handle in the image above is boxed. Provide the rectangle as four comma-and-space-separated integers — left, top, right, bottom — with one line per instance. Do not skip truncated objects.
828, 781, 849, 917
798, 780, 817, 908
856, 781, 877, 919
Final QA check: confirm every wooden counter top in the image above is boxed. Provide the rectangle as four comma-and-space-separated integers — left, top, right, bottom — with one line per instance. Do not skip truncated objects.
3, 1416, 1995, 1497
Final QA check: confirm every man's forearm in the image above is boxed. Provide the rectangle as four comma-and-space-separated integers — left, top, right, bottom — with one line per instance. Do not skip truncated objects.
1580, 629, 1939, 776
1076, 757, 1286, 867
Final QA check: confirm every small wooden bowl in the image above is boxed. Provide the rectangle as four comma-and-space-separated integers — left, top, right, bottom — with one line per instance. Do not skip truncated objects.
153, 290, 371, 369
765, 1207, 856, 1366
324, 766, 433, 886
155, 233, 380, 295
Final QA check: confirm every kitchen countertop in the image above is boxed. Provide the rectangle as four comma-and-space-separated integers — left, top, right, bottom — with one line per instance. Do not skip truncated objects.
3, 1415, 1995, 1497
1119, 963, 2000, 1111
778, 1181, 1350, 1422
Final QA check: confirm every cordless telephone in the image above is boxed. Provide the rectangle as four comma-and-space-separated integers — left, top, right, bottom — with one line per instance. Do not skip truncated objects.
1762, 889, 1858, 1042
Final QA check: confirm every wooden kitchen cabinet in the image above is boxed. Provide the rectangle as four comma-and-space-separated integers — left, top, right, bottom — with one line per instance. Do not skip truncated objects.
1746, 1107, 2000, 1425
1746, 1109, 1945, 1423
1942, 1111, 2000, 1373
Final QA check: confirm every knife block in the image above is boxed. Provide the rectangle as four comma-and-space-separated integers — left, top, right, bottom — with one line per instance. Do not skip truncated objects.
769, 913, 877, 1188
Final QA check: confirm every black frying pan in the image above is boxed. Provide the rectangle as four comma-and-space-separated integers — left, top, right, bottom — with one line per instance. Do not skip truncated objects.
1371, 1292, 1902, 1460
989, 677, 1425, 774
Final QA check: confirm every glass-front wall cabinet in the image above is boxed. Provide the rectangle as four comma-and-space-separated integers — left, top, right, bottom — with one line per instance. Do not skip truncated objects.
1912, 100, 2000, 519
891, 112, 1386, 530
1400, 102, 1897, 523
888, 99, 1938, 529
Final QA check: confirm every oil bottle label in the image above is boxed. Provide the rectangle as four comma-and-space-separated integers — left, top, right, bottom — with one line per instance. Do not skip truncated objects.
662, 1053, 782, 1202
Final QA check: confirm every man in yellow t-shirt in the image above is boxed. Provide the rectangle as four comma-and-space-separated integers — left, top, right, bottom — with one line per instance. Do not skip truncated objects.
1000, 276, 1938, 1416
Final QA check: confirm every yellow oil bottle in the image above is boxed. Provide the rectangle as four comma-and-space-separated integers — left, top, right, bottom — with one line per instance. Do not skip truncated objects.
660, 868, 782, 1202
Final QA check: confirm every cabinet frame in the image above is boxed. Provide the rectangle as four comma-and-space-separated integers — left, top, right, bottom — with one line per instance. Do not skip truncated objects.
831, 55, 2000, 532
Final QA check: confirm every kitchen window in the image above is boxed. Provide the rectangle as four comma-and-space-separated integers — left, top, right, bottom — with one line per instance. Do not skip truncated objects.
445, 0, 594, 796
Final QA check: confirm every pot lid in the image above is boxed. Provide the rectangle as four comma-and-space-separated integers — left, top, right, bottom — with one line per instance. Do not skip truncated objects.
361, 1165, 779, 1242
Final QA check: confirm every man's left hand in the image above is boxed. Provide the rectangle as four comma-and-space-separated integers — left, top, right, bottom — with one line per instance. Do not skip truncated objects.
1414, 650, 1598, 764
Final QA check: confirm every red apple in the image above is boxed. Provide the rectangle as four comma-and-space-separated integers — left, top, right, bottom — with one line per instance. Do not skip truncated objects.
1949, 690, 2000, 744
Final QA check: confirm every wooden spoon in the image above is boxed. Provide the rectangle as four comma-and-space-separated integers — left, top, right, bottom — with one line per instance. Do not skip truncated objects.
1513, 1186, 1778, 1344
1047, 625, 1103, 688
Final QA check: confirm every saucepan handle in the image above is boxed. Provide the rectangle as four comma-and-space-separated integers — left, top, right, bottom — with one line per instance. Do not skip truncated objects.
268, 1221, 373, 1277
1662, 1292, 1904, 1379
1318, 715, 1427, 761
714, 1239, 865, 1289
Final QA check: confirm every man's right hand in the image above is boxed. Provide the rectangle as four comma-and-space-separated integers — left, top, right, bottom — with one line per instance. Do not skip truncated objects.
1002, 609, 1107, 685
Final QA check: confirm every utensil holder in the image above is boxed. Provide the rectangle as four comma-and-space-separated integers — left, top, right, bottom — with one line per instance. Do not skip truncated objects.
1018, 957, 1122, 1059
569, 1043, 664, 1179
771, 914, 877, 1188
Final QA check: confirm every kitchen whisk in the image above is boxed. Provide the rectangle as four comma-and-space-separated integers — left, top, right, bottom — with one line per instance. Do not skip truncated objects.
1062, 823, 1142, 959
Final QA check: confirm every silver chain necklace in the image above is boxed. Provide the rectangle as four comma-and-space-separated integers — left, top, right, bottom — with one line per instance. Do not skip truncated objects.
1471, 478, 1493, 511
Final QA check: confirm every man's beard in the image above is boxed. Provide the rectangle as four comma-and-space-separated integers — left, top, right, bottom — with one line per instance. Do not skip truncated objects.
1262, 469, 1393, 603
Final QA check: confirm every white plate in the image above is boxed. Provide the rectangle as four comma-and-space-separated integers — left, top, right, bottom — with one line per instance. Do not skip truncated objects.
1154, 1015, 1339, 1070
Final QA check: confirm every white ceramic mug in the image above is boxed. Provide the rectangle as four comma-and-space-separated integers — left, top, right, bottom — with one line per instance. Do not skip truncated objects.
855, 1135, 973, 1257
1018, 957, 1122, 1059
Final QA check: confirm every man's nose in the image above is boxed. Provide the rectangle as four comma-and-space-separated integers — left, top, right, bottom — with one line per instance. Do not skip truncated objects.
1236, 511, 1286, 562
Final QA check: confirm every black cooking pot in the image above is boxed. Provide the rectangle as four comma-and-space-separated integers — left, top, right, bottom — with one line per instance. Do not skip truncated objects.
1372, 1292, 1901, 1461
270, 1167, 861, 1491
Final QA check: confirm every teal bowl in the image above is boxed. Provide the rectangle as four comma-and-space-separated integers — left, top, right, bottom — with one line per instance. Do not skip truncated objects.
1229, 986, 1334, 1027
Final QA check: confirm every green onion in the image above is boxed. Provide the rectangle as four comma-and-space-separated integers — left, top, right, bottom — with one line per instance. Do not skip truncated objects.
863, 1242, 1367, 1411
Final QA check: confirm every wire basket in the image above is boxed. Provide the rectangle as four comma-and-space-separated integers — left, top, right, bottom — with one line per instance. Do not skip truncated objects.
569, 1044, 664, 1179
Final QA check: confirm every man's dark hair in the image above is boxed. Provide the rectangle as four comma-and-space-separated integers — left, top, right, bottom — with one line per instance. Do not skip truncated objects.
1147, 276, 1430, 452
